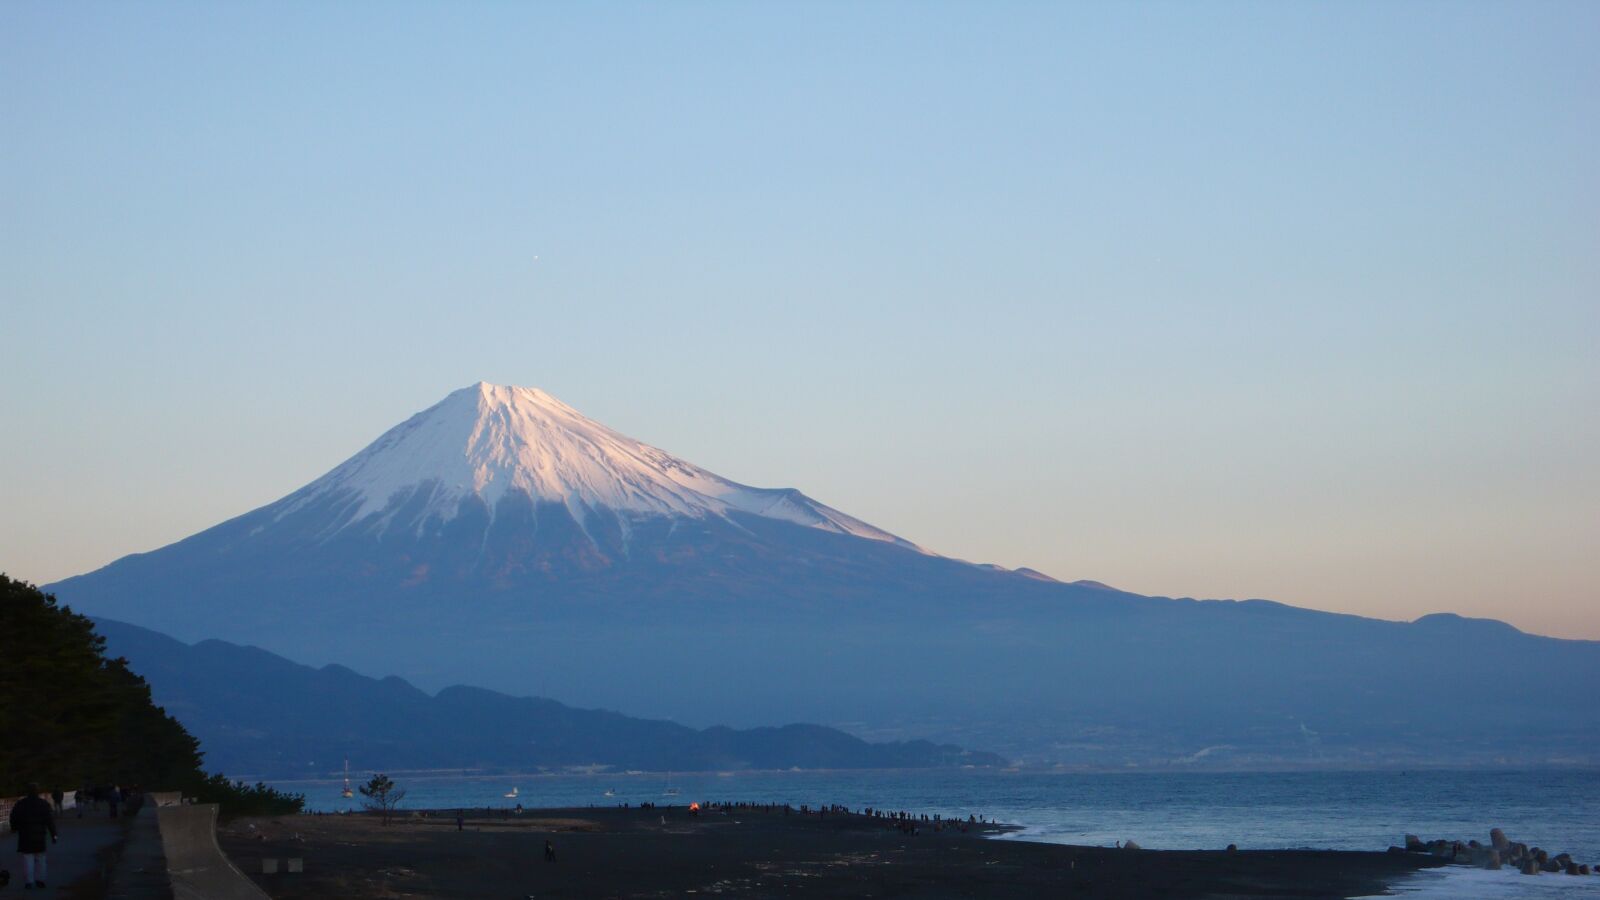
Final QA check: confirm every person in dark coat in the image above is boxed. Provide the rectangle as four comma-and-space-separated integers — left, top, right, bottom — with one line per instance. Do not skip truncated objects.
9, 783, 58, 890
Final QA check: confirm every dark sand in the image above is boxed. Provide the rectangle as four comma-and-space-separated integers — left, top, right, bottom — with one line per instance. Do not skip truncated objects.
218, 805, 1442, 899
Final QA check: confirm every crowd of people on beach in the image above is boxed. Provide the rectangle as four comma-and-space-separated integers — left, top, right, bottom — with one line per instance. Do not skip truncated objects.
591, 799, 994, 836
405, 795, 1001, 873
425, 796, 999, 841
788, 802, 990, 835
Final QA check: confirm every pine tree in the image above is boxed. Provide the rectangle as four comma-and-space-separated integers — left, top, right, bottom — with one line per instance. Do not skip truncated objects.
0, 574, 301, 818
358, 773, 406, 824
0, 574, 203, 793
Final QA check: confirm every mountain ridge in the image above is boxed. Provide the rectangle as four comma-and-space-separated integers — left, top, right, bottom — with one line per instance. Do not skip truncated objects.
92, 616, 1002, 777
46, 384, 1600, 765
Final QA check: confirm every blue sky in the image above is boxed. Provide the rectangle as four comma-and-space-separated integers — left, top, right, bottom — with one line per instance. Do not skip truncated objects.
3, 1, 1596, 637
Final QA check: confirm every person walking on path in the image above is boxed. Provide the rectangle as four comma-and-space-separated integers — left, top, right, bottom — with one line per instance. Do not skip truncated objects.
9, 783, 59, 890
107, 785, 122, 819
49, 789, 64, 814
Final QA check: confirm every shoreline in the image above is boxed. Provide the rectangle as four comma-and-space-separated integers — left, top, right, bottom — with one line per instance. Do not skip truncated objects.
247, 761, 1600, 783
218, 804, 1445, 898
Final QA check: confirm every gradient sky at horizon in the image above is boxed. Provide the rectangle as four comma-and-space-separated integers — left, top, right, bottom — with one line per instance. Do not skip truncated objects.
3, 2, 1596, 638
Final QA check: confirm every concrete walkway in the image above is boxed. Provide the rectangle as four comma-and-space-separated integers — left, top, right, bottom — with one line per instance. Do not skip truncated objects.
105, 806, 173, 899
7, 803, 259, 898
12, 811, 124, 895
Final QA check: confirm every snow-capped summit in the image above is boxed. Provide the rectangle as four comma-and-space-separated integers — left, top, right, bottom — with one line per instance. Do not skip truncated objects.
279, 382, 922, 551
51, 383, 1597, 769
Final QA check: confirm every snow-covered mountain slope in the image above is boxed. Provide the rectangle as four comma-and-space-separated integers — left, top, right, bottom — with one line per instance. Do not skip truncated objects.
275, 382, 922, 552
44, 382, 1600, 765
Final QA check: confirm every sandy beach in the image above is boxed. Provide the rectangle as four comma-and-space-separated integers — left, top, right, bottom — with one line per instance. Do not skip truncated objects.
217, 804, 1443, 898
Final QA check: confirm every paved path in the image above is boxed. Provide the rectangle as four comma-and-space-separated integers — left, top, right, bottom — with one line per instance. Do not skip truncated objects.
10, 812, 124, 895
106, 806, 173, 899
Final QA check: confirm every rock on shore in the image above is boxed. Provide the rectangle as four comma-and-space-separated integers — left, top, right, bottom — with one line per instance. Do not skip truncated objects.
1396, 828, 1597, 877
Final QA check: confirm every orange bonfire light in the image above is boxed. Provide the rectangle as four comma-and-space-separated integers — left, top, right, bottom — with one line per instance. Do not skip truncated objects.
689, 802, 700, 811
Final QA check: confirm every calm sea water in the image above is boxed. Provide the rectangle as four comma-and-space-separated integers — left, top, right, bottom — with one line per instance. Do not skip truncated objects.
275, 768, 1600, 898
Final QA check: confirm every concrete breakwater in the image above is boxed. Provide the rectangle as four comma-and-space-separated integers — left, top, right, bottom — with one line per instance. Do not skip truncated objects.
1400, 828, 1598, 876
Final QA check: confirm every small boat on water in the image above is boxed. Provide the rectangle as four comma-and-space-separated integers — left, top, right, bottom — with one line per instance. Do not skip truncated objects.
504, 787, 519, 798
603, 789, 615, 797
341, 759, 354, 799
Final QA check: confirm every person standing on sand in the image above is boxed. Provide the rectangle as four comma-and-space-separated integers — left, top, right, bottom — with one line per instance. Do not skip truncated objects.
544, 840, 556, 862
9, 784, 59, 890
107, 785, 122, 818
49, 789, 64, 814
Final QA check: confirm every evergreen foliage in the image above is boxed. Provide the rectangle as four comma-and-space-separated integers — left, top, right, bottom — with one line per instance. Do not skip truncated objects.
0, 574, 302, 816
189, 774, 305, 818
0, 573, 200, 794
358, 773, 405, 824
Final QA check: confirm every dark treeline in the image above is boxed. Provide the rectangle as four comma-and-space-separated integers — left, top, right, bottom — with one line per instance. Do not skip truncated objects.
0, 574, 300, 816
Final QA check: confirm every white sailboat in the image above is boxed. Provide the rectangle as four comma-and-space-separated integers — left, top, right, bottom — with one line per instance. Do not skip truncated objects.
504, 786, 519, 799
341, 759, 353, 799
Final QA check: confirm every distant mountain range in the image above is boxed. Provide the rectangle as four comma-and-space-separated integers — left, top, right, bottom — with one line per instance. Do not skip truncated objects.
51, 383, 1600, 766
94, 617, 1001, 777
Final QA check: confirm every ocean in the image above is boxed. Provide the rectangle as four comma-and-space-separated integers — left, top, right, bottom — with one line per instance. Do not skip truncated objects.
275, 767, 1600, 897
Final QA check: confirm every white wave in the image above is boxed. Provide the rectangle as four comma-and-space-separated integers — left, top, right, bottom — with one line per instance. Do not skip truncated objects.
1359, 865, 1600, 898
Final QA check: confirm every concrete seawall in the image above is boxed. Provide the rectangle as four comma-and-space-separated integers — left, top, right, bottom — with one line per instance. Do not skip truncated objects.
156, 804, 269, 900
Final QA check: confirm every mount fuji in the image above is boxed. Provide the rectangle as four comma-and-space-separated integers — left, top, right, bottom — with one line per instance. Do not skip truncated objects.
48, 383, 1600, 765
276, 383, 921, 555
